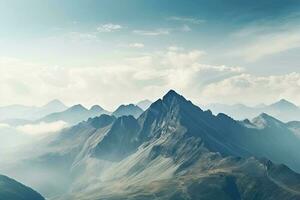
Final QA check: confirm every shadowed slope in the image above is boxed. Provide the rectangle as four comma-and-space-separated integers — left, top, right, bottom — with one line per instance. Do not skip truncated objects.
0, 175, 45, 200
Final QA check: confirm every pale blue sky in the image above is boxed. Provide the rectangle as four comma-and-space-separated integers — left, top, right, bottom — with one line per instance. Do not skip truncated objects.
0, 0, 300, 109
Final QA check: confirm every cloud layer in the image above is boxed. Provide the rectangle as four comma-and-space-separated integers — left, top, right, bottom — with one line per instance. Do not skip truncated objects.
0, 48, 244, 109
97, 23, 123, 32
16, 121, 68, 136
200, 72, 300, 105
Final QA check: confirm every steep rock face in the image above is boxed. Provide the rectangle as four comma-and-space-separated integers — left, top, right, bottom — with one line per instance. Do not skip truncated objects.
0, 175, 45, 200
137, 91, 300, 172
137, 90, 250, 160
93, 115, 141, 161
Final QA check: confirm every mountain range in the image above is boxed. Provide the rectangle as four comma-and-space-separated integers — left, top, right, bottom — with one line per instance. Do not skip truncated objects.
39, 104, 110, 125
207, 99, 300, 122
4, 90, 300, 200
1, 100, 148, 129
40, 103, 144, 126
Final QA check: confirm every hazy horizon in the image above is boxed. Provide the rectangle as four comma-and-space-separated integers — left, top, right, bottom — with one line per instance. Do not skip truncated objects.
1, 93, 300, 111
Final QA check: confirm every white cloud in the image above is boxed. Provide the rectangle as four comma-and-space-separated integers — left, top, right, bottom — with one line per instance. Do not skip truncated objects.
125, 55, 153, 66
0, 48, 243, 109
232, 30, 300, 61
133, 29, 170, 36
17, 121, 68, 136
162, 50, 205, 67
167, 46, 184, 51
122, 50, 243, 99
168, 16, 206, 24
229, 18, 300, 62
97, 23, 122, 32
68, 32, 99, 42
0, 51, 245, 110
0, 123, 10, 128
200, 72, 300, 105
129, 43, 145, 48
180, 24, 192, 32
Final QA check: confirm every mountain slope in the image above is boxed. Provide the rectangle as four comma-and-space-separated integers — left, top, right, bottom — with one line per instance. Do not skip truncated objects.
0, 175, 45, 200
5, 114, 118, 198
286, 121, 300, 138
70, 155, 300, 200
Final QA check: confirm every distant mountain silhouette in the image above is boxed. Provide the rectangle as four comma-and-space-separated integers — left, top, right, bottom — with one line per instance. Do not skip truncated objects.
207, 99, 300, 122
112, 104, 143, 118
270, 99, 298, 109
136, 99, 152, 110
89, 105, 105, 113
0, 99, 67, 122
40, 104, 109, 125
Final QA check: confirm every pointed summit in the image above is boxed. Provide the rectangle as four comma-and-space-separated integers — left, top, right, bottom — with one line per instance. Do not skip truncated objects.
145, 89, 200, 115
113, 104, 143, 118
259, 112, 272, 118
252, 112, 284, 129
68, 104, 88, 112
163, 89, 180, 98
43, 99, 67, 110
270, 99, 298, 110
162, 89, 187, 104
90, 105, 104, 112
44, 99, 65, 106
136, 100, 152, 110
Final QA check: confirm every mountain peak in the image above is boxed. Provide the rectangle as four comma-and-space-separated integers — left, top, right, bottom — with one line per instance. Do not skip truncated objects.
88, 114, 116, 129
256, 112, 283, 122
43, 99, 66, 108
252, 112, 284, 128
116, 104, 141, 110
164, 89, 179, 97
278, 99, 293, 105
136, 100, 152, 110
137, 99, 152, 104
162, 90, 186, 102
258, 112, 273, 119
69, 104, 88, 112
270, 99, 298, 109
113, 104, 143, 118
90, 105, 104, 112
